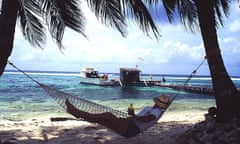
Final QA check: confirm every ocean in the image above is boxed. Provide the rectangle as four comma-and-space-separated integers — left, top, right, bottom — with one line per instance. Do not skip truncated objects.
1, 71, 240, 121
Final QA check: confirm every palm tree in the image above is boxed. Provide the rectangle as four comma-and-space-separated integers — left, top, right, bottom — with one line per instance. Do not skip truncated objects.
150, 0, 240, 122
0, 0, 160, 75
0, 0, 19, 75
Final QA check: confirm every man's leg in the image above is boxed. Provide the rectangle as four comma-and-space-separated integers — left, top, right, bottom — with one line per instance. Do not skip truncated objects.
65, 99, 129, 135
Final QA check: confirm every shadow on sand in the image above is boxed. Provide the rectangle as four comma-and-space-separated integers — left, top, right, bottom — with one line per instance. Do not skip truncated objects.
0, 120, 193, 144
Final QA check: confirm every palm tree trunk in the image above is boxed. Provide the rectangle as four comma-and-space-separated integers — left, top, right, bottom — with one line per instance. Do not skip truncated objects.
0, 0, 19, 75
196, 0, 240, 122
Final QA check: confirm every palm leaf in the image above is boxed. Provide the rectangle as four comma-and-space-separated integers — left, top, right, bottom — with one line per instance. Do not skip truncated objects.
86, 0, 127, 37
161, 0, 177, 22
219, 0, 231, 16
87, 0, 160, 39
18, 0, 46, 48
122, 0, 161, 39
155, 0, 198, 32
213, 0, 231, 26
37, 0, 86, 48
176, 0, 197, 32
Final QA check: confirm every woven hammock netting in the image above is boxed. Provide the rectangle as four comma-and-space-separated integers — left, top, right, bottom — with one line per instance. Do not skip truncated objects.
39, 83, 129, 118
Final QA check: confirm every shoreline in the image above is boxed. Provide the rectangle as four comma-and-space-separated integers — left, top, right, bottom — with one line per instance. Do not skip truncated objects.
0, 110, 207, 144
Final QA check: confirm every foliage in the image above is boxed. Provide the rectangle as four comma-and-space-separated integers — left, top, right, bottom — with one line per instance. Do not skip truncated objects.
6, 0, 161, 49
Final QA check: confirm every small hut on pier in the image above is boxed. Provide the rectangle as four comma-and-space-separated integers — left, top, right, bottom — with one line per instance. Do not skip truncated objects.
119, 68, 141, 86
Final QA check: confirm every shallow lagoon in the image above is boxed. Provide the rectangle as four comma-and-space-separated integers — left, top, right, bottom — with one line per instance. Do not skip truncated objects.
1, 71, 239, 121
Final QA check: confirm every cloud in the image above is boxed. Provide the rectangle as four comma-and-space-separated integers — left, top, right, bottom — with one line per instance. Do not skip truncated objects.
229, 20, 240, 32
10, 19, 206, 73
7, 2, 239, 76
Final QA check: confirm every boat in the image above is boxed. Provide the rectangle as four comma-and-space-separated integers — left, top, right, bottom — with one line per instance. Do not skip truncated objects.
79, 67, 119, 86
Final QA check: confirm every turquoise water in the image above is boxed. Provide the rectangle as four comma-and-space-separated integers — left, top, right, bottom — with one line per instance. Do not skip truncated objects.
0, 71, 239, 121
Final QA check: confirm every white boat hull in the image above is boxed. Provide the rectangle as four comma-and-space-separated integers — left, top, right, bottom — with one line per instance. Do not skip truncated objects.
80, 78, 119, 86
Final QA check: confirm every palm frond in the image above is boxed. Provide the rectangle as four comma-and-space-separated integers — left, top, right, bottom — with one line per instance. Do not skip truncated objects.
176, 0, 197, 32
158, 0, 197, 32
220, 0, 231, 16
213, 0, 231, 26
86, 0, 127, 37
37, 0, 86, 48
121, 0, 161, 39
162, 0, 177, 22
18, 0, 46, 48
144, 0, 161, 5
214, 0, 224, 26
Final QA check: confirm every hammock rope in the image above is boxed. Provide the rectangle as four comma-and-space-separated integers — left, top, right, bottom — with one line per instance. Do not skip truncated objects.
167, 57, 206, 104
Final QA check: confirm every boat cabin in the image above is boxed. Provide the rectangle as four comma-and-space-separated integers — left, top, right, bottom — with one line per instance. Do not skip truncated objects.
120, 68, 141, 86
80, 67, 100, 78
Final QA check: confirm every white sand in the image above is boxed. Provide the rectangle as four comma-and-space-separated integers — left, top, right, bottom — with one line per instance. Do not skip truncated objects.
0, 111, 207, 144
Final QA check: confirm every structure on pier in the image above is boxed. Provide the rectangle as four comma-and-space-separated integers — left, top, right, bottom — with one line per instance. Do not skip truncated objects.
119, 67, 160, 87
120, 67, 141, 85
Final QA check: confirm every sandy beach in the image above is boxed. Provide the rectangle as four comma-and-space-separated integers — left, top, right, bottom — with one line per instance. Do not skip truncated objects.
0, 110, 207, 144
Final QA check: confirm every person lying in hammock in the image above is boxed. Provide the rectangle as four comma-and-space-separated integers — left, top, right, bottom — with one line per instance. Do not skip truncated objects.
65, 94, 170, 138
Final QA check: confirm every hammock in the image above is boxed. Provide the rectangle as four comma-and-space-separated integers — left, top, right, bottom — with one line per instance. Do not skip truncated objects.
7, 59, 205, 137
39, 83, 128, 118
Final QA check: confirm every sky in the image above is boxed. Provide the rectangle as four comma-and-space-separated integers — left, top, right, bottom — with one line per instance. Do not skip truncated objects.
5, 2, 240, 76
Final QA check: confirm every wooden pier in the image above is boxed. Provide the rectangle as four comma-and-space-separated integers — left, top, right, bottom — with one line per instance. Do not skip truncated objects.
158, 84, 240, 95
118, 67, 217, 95
139, 80, 161, 86
156, 83, 214, 95
119, 80, 161, 87
137, 81, 214, 95
139, 82, 240, 96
